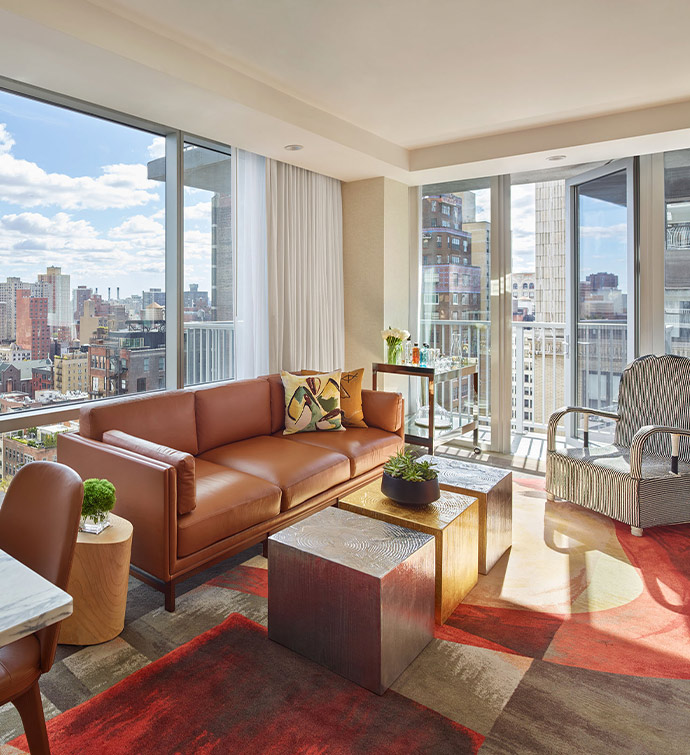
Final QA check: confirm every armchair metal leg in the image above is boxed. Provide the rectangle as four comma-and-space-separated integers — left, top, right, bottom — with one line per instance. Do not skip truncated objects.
630, 526, 644, 537
13, 680, 50, 755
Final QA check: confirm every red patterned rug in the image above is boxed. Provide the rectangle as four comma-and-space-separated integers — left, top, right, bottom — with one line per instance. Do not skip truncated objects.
11, 614, 482, 755
213, 476, 690, 680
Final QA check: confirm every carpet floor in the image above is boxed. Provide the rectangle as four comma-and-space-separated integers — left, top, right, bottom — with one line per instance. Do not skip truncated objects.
2, 474, 689, 753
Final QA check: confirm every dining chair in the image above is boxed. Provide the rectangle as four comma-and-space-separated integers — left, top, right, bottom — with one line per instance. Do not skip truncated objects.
0, 461, 83, 755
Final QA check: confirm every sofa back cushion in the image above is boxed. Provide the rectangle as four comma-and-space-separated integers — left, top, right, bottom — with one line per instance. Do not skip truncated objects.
80, 390, 198, 455
195, 378, 272, 454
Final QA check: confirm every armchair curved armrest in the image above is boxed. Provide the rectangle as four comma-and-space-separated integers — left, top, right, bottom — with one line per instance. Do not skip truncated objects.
547, 406, 620, 452
629, 425, 690, 479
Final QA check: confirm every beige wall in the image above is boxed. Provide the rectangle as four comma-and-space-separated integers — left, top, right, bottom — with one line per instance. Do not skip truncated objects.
342, 177, 411, 388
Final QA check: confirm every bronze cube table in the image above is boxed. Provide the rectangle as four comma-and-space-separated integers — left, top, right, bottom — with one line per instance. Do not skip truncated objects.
339, 482, 478, 624
418, 455, 512, 575
268, 506, 435, 695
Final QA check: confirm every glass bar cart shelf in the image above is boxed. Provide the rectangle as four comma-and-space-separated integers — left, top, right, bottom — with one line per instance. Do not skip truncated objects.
371, 361, 479, 454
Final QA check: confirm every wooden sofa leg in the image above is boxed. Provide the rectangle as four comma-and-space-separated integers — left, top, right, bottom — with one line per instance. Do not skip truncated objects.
164, 582, 176, 612
630, 526, 644, 537
13, 681, 50, 755
262, 538, 269, 559
546, 492, 556, 502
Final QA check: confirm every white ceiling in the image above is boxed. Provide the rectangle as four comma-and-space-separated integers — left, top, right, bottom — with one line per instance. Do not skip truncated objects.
91, 0, 690, 148
2, 0, 690, 183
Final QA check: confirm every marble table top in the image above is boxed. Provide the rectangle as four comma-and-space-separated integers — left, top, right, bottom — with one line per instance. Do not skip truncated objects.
0, 548, 73, 648
417, 455, 512, 494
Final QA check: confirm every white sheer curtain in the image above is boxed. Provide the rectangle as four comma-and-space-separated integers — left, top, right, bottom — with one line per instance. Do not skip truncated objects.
266, 159, 344, 373
235, 148, 269, 379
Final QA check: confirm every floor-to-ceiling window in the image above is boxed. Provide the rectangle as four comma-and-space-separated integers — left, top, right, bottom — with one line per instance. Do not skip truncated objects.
420, 180, 492, 445
664, 149, 690, 356
0, 80, 251, 486
0, 87, 167, 407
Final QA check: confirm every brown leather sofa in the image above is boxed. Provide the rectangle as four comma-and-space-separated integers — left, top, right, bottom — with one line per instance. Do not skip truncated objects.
58, 375, 403, 611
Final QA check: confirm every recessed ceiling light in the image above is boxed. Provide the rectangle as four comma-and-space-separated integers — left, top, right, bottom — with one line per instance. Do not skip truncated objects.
284, 144, 303, 151
547, 154, 567, 161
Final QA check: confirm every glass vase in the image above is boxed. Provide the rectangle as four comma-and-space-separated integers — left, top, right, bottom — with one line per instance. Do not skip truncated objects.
386, 340, 402, 365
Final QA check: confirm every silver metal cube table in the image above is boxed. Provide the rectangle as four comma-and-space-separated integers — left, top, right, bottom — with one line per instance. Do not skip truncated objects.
268, 506, 435, 695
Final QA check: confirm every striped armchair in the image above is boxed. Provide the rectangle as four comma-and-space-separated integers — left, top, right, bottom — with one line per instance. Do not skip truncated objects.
546, 354, 690, 536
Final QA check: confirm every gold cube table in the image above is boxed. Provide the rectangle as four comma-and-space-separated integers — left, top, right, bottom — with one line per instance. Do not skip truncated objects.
339, 481, 478, 624
418, 455, 512, 575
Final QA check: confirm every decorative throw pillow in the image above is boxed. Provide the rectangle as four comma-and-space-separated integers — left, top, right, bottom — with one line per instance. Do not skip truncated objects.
339, 368, 368, 427
301, 368, 368, 428
281, 370, 344, 434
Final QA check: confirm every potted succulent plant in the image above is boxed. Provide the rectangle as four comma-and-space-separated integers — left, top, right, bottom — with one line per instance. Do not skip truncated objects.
80, 478, 116, 534
381, 450, 440, 506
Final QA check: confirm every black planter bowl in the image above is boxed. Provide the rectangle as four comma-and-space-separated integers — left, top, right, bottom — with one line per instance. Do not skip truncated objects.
381, 471, 440, 507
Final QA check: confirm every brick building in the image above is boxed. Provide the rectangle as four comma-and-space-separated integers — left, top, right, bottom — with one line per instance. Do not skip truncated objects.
15, 290, 50, 359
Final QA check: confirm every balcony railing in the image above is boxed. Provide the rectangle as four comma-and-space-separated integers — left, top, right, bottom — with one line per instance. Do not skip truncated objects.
184, 320, 235, 385
420, 318, 628, 441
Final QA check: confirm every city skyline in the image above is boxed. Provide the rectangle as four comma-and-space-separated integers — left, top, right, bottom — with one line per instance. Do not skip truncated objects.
0, 90, 218, 299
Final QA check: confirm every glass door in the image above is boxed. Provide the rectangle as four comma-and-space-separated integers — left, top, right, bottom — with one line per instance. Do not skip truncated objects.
566, 159, 636, 442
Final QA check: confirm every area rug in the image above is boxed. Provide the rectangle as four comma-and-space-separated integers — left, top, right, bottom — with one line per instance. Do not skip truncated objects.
10, 614, 482, 755
217, 476, 690, 681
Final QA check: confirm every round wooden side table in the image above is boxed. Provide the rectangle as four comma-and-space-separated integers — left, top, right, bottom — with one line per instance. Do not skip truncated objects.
59, 513, 133, 645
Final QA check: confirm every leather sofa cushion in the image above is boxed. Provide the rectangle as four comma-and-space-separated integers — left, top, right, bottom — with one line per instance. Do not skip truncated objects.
279, 427, 403, 477
177, 460, 282, 558
199, 436, 350, 511
195, 378, 272, 454
0, 634, 41, 700
80, 390, 198, 455
361, 389, 403, 434
103, 430, 197, 515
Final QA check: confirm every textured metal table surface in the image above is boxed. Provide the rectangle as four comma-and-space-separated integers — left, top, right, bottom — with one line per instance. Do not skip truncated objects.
418, 454, 512, 493
269, 505, 434, 577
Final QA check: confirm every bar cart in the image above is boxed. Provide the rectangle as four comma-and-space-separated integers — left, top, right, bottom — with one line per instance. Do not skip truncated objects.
372, 361, 479, 455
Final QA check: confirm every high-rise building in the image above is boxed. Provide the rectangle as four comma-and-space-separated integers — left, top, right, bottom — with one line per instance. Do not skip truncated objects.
0, 277, 29, 342
212, 193, 233, 322
73, 285, 92, 318
38, 266, 71, 332
15, 290, 50, 359
535, 181, 566, 324
142, 288, 166, 308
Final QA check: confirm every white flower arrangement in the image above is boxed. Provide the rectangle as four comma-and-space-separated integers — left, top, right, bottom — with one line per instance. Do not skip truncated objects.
381, 327, 411, 344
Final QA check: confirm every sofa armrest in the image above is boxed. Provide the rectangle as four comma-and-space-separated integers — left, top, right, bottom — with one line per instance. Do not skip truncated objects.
57, 433, 177, 582
361, 389, 404, 438
103, 430, 196, 515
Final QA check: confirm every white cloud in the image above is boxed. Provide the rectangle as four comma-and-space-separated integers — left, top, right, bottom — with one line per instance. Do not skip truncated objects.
579, 223, 627, 239
184, 201, 211, 222
0, 124, 14, 155
0, 211, 98, 238
0, 123, 160, 210
147, 136, 165, 160
0, 209, 165, 282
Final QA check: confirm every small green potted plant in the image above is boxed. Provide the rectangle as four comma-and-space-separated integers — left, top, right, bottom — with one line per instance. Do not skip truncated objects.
80, 478, 116, 534
382, 450, 440, 506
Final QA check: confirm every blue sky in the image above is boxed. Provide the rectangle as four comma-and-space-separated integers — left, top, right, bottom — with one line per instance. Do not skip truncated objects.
0, 89, 213, 300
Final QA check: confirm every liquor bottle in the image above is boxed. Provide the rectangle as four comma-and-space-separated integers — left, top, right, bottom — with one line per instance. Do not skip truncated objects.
412, 343, 420, 365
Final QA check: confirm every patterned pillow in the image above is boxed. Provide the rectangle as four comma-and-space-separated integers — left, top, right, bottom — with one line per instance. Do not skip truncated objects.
301, 368, 367, 428
281, 370, 344, 434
